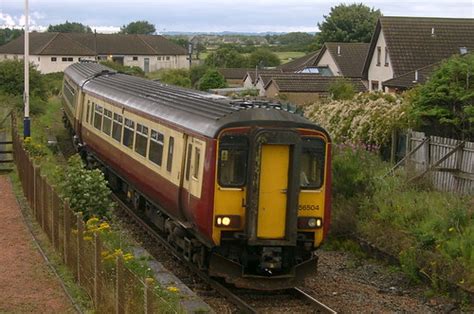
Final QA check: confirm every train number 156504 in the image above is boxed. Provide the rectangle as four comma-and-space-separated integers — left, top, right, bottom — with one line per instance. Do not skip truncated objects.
298, 204, 320, 211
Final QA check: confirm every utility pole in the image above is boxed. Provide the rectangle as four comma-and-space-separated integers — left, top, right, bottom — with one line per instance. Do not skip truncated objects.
23, 0, 30, 138
187, 42, 193, 68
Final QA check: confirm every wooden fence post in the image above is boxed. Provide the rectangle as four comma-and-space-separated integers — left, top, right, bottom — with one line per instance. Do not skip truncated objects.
33, 166, 38, 217
423, 137, 431, 172
63, 200, 71, 265
94, 232, 102, 308
51, 187, 59, 250
144, 278, 154, 314
41, 176, 47, 229
116, 255, 125, 314
77, 212, 84, 286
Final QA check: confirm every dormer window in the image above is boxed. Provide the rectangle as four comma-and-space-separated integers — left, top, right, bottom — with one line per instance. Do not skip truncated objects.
376, 46, 381, 66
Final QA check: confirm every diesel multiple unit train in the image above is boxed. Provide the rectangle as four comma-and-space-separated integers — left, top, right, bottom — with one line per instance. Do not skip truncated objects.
62, 62, 332, 290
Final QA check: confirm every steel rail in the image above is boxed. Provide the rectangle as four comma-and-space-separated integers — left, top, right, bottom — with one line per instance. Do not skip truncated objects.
292, 287, 337, 313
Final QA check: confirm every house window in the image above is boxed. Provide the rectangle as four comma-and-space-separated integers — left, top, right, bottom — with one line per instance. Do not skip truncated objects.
157, 56, 162, 61
102, 109, 112, 135
62, 57, 74, 62
78, 57, 82, 61
135, 123, 149, 157
376, 47, 382, 66
371, 80, 379, 91
166, 137, 174, 172
93, 104, 103, 131
149, 130, 164, 166
38, 57, 40, 61
112, 113, 123, 142
123, 118, 135, 149
166, 56, 170, 61
133, 56, 138, 61
193, 147, 201, 180
51, 57, 57, 62
384, 47, 389, 66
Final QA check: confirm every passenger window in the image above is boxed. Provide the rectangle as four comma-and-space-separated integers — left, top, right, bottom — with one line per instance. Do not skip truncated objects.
135, 123, 148, 157
93, 104, 103, 130
112, 113, 123, 142
193, 147, 201, 180
185, 144, 192, 180
123, 118, 134, 149
300, 138, 326, 189
149, 130, 164, 166
166, 137, 174, 172
102, 109, 112, 135
218, 135, 248, 187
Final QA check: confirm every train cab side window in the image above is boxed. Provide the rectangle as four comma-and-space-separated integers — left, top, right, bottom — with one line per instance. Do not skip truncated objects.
102, 109, 112, 135
135, 123, 149, 157
218, 135, 248, 187
123, 118, 135, 149
300, 138, 326, 189
149, 130, 164, 166
93, 104, 103, 131
193, 147, 201, 180
112, 113, 123, 142
166, 137, 174, 172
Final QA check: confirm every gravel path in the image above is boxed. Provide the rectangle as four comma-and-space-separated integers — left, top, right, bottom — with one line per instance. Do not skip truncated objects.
0, 176, 74, 313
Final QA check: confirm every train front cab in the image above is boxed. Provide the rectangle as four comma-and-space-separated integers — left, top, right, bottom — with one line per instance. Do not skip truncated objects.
210, 126, 331, 290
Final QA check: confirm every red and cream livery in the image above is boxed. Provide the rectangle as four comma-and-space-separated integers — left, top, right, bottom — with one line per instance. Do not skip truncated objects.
62, 62, 332, 290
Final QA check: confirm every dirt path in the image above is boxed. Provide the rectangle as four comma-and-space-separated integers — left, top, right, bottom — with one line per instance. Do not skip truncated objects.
0, 176, 74, 313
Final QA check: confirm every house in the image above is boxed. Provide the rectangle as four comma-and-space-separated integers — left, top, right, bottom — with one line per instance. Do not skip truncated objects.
0, 32, 189, 73
363, 16, 474, 91
382, 62, 440, 93
217, 68, 254, 87
254, 73, 320, 96
264, 76, 367, 105
242, 69, 283, 89
277, 43, 369, 79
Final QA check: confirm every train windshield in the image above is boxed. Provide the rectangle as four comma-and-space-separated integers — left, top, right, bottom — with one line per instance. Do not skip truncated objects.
218, 135, 248, 187
300, 138, 325, 189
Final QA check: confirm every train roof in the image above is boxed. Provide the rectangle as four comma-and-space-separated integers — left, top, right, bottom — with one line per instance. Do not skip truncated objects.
64, 62, 329, 139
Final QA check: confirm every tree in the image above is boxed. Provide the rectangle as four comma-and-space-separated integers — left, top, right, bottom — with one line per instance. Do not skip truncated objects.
204, 47, 248, 68
47, 21, 92, 33
316, 3, 381, 44
197, 69, 227, 91
189, 64, 209, 87
248, 48, 281, 68
0, 28, 22, 45
409, 54, 474, 139
120, 21, 156, 35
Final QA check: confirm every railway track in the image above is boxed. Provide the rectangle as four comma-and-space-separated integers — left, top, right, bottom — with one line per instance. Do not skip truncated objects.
112, 193, 336, 313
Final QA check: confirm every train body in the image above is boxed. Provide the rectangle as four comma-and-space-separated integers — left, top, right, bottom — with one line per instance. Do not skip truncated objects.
62, 62, 331, 290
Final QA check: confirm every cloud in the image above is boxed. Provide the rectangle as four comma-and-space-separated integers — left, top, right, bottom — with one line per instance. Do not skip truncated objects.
0, 13, 16, 27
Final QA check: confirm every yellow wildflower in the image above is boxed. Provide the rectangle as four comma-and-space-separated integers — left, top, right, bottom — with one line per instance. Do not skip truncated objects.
167, 286, 179, 293
101, 250, 109, 257
98, 222, 110, 230
83, 236, 93, 241
114, 248, 123, 256
123, 253, 134, 261
448, 227, 455, 232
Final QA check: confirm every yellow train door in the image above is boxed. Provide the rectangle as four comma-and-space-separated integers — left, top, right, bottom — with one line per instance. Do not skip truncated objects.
257, 144, 290, 239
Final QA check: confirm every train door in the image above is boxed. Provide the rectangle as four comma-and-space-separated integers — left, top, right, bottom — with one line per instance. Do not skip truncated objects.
246, 130, 300, 245
257, 144, 289, 239
180, 137, 204, 219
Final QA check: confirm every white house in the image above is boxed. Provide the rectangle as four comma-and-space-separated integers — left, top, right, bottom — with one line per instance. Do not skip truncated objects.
0, 32, 189, 74
363, 16, 474, 91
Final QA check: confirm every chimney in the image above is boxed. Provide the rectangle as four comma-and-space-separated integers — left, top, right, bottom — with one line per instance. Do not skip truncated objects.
431, 27, 435, 37
337, 45, 341, 56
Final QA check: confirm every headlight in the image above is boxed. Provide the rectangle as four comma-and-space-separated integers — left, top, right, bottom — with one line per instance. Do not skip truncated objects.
298, 217, 323, 229
215, 215, 241, 228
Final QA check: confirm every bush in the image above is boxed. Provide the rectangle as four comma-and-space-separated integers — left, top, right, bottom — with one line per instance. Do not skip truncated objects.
197, 69, 227, 91
0, 60, 47, 100
158, 68, 191, 88
59, 155, 113, 220
328, 79, 355, 100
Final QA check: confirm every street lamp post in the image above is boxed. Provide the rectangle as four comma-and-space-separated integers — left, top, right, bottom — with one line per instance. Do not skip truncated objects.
23, 0, 30, 138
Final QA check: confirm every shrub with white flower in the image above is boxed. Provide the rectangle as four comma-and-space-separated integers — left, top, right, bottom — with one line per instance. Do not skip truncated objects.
305, 92, 410, 146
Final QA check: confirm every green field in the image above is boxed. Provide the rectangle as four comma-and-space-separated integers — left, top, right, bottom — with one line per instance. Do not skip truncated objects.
197, 51, 306, 65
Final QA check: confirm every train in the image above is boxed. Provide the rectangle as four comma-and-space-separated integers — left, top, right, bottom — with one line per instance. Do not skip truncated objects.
62, 62, 332, 290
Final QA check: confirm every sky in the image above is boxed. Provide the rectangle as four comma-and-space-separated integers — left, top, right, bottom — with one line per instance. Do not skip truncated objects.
0, 0, 473, 33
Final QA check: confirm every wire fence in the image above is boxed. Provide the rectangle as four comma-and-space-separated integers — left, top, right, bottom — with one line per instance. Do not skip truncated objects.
10, 114, 179, 313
